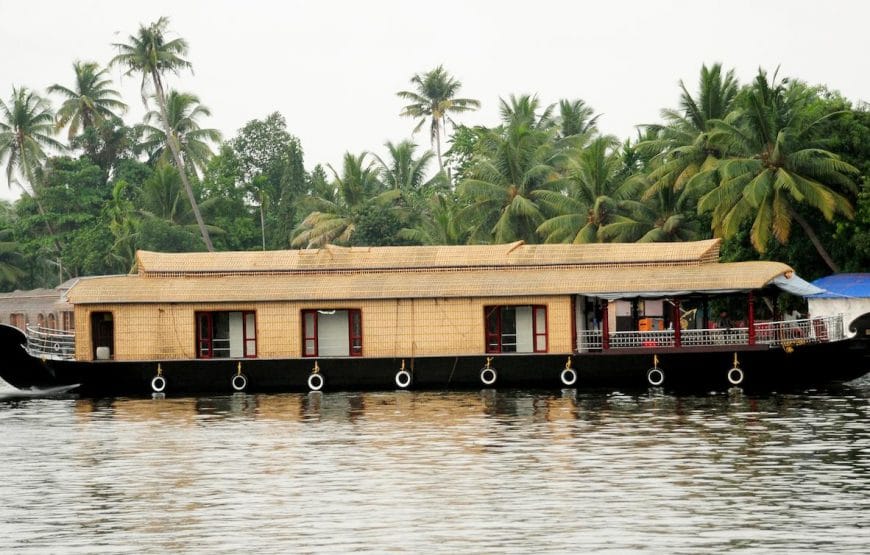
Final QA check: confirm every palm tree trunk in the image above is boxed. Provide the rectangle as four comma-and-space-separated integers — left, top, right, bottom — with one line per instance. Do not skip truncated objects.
152, 75, 214, 252
259, 200, 266, 251
787, 205, 840, 273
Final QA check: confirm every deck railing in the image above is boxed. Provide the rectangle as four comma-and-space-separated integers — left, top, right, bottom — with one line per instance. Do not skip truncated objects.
575, 314, 844, 352
25, 325, 76, 361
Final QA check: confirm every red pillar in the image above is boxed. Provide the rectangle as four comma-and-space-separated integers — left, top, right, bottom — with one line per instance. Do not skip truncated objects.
748, 292, 756, 345
601, 301, 610, 350
673, 298, 682, 348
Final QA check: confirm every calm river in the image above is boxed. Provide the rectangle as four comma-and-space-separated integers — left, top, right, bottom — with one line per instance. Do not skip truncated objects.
1, 379, 869, 553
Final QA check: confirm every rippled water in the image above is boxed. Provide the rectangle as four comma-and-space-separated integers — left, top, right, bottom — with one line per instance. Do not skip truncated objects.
1, 378, 869, 553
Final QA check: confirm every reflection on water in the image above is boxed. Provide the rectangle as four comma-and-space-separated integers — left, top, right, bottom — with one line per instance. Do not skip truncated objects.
1, 379, 869, 553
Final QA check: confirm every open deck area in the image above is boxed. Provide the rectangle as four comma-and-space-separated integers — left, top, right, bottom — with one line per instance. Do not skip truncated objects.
577, 314, 844, 351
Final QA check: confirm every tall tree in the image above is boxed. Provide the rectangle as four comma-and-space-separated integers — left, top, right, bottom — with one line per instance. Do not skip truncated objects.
698, 69, 857, 271
397, 65, 480, 171
140, 89, 221, 175
0, 87, 64, 193
229, 113, 307, 249
0, 87, 65, 250
291, 152, 399, 247
458, 95, 567, 243
373, 140, 439, 191
537, 136, 643, 243
48, 61, 127, 141
110, 16, 214, 251
557, 98, 599, 139
597, 185, 702, 243
638, 63, 739, 199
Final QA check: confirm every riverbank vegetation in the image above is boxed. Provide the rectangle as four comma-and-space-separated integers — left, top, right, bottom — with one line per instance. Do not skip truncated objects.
0, 17, 868, 291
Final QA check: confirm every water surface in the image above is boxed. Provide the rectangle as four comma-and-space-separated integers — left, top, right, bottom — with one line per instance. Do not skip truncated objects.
1, 379, 869, 553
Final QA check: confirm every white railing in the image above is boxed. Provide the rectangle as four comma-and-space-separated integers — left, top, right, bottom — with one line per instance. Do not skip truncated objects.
574, 315, 844, 351
25, 325, 76, 361
577, 330, 603, 351
754, 315, 844, 345
681, 328, 749, 346
610, 330, 675, 349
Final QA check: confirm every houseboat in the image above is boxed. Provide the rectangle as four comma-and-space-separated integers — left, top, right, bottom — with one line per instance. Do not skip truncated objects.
0, 239, 867, 395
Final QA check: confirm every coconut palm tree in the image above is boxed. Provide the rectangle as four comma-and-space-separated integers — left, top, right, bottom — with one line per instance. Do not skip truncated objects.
537, 136, 644, 243
0, 87, 64, 192
291, 152, 400, 248
140, 90, 221, 176
373, 140, 439, 191
698, 68, 857, 271
48, 61, 127, 140
458, 95, 567, 244
0, 87, 65, 251
398, 192, 470, 245
597, 184, 702, 243
556, 98, 599, 139
638, 63, 739, 199
397, 65, 480, 171
110, 16, 214, 251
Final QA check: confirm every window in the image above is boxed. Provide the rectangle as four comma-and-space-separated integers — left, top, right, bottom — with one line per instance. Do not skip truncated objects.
196, 311, 257, 359
10, 313, 25, 330
62, 311, 75, 331
47, 313, 57, 329
485, 305, 548, 353
302, 309, 362, 357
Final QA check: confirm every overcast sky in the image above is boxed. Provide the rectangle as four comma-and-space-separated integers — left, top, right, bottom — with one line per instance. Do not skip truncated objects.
1, 0, 867, 202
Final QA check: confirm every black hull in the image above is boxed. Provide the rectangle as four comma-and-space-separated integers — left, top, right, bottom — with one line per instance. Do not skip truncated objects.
2, 329, 868, 397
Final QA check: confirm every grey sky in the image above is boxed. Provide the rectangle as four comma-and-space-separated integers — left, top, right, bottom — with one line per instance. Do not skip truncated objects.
1, 0, 867, 202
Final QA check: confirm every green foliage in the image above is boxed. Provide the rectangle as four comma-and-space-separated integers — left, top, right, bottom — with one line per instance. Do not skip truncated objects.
349, 202, 417, 247
398, 65, 481, 170
140, 90, 221, 175
48, 61, 126, 141
3, 36, 870, 286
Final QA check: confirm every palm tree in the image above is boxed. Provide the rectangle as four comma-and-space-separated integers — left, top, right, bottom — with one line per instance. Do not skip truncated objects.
373, 140, 439, 191
397, 65, 480, 171
598, 185, 702, 242
291, 152, 400, 247
639, 63, 739, 199
556, 98, 599, 139
0, 87, 65, 250
0, 87, 64, 192
537, 136, 644, 243
110, 16, 214, 251
48, 61, 126, 140
140, 90, 221, 176
398, 192, 470, 245
698, 68, 857, 271
458, 95, 567, 243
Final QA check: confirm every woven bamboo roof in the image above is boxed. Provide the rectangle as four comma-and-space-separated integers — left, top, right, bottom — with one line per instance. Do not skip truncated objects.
135, 239, 722, 276
68, 260, 793, 304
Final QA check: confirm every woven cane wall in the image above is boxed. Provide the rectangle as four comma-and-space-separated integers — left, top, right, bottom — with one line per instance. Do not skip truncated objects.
74, 296, 573, 361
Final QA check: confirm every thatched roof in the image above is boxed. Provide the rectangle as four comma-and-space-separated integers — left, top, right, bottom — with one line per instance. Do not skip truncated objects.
68, 248, 793, 304
135, 239, 723, 276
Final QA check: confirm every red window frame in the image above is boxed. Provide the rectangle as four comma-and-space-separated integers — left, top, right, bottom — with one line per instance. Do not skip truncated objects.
196, 311, 257, 359
302, 309, 318, 357
302, 309, 363, 357
197, 312, 215, 358
349, 309, 363, 357
242, 311, 257, 358
484, 305, 548, 354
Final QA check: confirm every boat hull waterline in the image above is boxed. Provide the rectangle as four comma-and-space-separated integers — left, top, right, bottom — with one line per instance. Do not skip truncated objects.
3, 339, 867, 396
